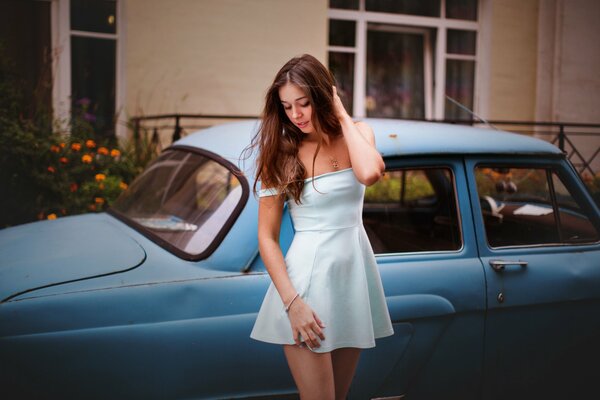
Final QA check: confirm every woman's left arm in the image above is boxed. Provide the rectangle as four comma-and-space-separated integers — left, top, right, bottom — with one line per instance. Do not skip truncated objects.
333, 86, 385, 186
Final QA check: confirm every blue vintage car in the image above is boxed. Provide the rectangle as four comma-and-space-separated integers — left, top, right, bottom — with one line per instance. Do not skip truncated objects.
1, 119, 599, 400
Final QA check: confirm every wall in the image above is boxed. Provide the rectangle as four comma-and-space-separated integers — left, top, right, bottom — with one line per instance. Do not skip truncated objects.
487, 0, 539, 120
124, 0, 328, 120
539, 0, 600, 123
536, 0, 600, 172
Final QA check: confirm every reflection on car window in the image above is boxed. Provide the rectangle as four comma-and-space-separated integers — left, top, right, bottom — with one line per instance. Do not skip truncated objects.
363, 168, 461, 253
111, 149, 245, 257
475, 166, 599, 247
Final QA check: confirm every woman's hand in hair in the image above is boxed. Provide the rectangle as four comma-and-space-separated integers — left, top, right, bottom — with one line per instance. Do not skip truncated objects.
332, 86, 351, 121
288, 297, 326, 349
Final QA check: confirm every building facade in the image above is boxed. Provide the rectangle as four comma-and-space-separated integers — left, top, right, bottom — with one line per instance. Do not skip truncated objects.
2, 0, 599, 151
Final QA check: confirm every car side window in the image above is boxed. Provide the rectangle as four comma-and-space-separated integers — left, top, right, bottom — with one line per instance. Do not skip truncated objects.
474, 166, 599, 247
363, 167, 461, 254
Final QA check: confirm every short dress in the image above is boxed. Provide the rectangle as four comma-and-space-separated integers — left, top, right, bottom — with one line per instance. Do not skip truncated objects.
250, 167, 394, 353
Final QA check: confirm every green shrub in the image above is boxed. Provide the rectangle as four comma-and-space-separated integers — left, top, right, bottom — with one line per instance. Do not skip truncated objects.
0, 42, 154, 228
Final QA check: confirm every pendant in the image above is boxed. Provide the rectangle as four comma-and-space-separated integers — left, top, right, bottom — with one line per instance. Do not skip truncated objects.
330, 156, 339, 169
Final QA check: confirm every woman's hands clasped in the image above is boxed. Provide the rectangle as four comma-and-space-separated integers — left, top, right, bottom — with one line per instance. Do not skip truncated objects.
287, 297, 326, 349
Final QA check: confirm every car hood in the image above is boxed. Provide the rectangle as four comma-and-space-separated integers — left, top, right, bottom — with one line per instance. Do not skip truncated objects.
0, 214, 146, 302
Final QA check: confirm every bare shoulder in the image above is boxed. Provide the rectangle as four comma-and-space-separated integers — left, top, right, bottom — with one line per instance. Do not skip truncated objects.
354, 120, 376, 146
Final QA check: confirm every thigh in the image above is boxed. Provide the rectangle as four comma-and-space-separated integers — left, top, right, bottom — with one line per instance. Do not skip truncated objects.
283, 344, 335, 400
331, 347, 362, 400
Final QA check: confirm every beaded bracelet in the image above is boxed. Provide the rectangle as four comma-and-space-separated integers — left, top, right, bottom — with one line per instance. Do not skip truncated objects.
285, 293, 299, 313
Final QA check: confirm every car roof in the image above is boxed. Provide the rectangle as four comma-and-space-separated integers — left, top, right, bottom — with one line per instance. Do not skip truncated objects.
173, 118, 563, 169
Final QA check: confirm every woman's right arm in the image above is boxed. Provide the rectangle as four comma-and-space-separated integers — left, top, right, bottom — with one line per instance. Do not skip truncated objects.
258, 193, 325, 349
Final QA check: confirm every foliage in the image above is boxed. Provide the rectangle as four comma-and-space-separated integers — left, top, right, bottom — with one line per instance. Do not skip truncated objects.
365, 170, 436, 202
581, 172, 600, 208
0, 42, 154, 228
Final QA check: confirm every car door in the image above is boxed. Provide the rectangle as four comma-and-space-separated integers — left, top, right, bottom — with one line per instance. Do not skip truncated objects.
465, 156, 600, 400
350, 157, 486, 400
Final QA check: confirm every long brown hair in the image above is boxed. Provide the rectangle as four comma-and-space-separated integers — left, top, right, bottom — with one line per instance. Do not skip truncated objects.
248, 54, 342, 204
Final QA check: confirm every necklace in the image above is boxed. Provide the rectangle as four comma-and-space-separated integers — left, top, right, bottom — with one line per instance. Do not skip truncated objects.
328, 155, 339, 169
324, 141, 339, 169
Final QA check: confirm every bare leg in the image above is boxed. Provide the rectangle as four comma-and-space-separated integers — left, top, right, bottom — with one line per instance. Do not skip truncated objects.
331, 347, 362, 400
283, 344, 335, 400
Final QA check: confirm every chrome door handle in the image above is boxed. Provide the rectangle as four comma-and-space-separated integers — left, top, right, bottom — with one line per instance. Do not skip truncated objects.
489, 260, 528, 271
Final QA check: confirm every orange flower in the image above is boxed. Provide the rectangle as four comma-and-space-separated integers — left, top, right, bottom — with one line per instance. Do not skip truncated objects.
59, 157, 68, 164
71, 142, 82, 151
86, 139, 96, 149
50, 145, 61, 153
47, 213, 57, 220
98, 183, 105, 190
94, 197, 105, 204
47, 166, 56, 173
97, 146, 109, 155
95, 173, 106, 182
70, 182, 78, 192
110, 149, 121, 157
119, 181, 128, 190
88, 204, 97, 211
81, 154, 93, 163
59, 142, 66, 148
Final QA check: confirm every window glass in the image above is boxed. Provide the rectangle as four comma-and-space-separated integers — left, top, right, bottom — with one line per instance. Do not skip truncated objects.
446, 0, 478, 21
447, 29, 477, 55
71, 0, 117, 34
112, 149, 245, 257
366, 24, 425, 119
329, 52, 355, 115
329, 19, 356, 47
71, 36, 116, 138
475, 166, 599, 247
552, 173, 599, 243
330, 0, 359, 10
366, 0, 440, 17
445, 59, 475, 121
363, 168, 461, 253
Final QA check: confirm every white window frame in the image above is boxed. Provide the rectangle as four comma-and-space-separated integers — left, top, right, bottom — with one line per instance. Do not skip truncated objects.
50, 0, 126, 138
328, 0, 486, 120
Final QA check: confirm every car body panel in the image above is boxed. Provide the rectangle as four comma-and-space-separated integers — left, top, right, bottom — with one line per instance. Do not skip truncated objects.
0, 214, 146, 301
1, 119, 598, 399
361, 157, 486, 399
465, 155, 600, 399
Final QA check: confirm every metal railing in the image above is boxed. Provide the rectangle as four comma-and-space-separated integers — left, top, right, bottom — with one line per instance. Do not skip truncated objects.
444, 119, 600, 177
130, 114, 600, 177
130, 113, 256, 154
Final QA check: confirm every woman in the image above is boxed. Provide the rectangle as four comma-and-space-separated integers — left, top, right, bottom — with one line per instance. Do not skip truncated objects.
249, 54, 394, 400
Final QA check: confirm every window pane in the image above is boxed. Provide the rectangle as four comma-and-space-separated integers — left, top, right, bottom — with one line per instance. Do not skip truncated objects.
0, 0, 52, 116
366, 24, 425, 119
329, 52, 355, 115
112, 149, 245, 257
445, 59, 475, 120
447, 29, 476, 55
363, 168, 461, 253
329, 19, 356, 47
71, 36, 116, 138
366, 0, 440, 17
71, 0, 117, 34
552, 173, 599, 243
446, 0, 478, 21
330, 0, 359, 10
475, 167, 560, 247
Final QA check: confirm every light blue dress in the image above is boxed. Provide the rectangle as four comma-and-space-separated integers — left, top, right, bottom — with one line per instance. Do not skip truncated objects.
250, 167, 394, 353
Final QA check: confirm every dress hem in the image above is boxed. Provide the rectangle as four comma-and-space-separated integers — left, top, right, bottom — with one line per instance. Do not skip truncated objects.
250, 328, 395, 353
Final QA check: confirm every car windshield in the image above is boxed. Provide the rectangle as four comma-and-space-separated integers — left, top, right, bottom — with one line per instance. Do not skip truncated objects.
110, 148, 247, 259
